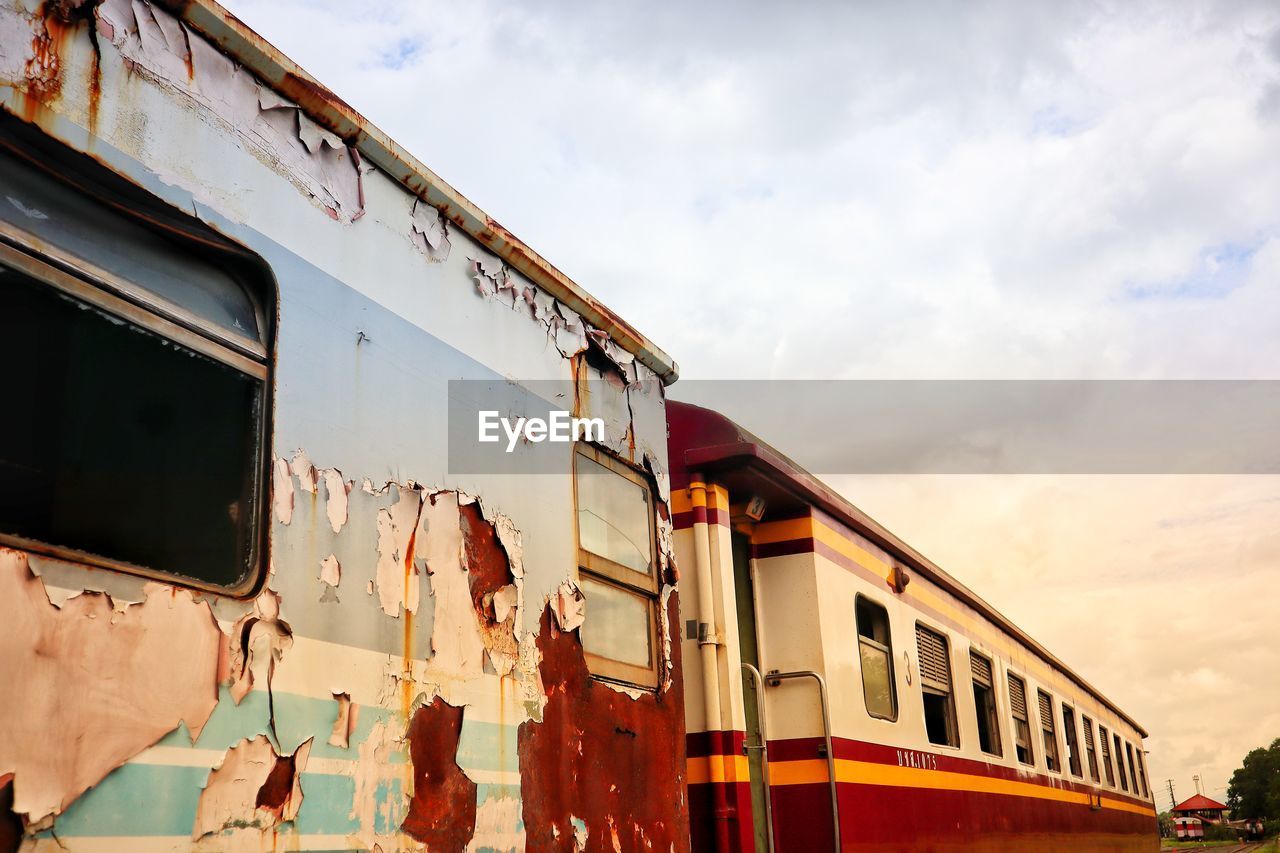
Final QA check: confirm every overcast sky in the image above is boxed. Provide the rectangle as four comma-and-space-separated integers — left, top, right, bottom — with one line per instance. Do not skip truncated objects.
222, 0, 1280, 807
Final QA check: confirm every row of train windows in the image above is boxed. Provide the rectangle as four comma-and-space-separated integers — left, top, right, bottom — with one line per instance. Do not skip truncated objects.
855, 596, 1150, 798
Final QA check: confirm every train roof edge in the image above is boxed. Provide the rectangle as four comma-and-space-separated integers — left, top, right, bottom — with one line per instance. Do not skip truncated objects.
667, 398, 1149, 739
155, 0, 678, 385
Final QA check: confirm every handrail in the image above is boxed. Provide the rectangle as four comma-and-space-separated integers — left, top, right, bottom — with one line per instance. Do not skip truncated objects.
741, 663, 776, 853
766, 670, 840, 852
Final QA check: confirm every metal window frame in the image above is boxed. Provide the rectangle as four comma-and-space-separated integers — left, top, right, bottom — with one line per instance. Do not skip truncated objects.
1038, 689, 1061, 773
1113, 733, 1129, 792
1099, 724, 1117, 788
572, 443, 661, 689
1062, 703, 1084, 778
0, 234, 272, 598
969, 650, 1003, 757
1007, 670, 1036, 767
1082, 714, 1101, 782
914, 620, 959, 748
855, 594, 898, 722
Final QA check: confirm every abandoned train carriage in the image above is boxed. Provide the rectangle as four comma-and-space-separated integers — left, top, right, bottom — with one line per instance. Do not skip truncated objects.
669, 401, 1160, 852
0, 0, 688, 850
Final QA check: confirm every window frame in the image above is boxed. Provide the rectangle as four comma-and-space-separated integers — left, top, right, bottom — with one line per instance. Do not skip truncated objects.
1082, 714, 1101, 782
0, 160, 274, 597
1099, 724, 1117, 787
1008, 670, 1036, 767
1037, 689, 1062, 773
855, 594, 898, 722
969, 649, 1003, 758
1125, 741, 1141, 796
572, 443, 661, 689
1113, 732, 1129, 792
914, 621, 960, 748
1061, 703, 1083, 777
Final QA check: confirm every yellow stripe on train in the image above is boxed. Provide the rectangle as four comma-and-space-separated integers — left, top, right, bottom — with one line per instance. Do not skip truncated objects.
766, 759, 1157, 817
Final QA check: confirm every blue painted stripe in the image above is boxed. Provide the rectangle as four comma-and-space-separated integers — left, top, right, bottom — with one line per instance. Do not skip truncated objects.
54, 764, 208, 837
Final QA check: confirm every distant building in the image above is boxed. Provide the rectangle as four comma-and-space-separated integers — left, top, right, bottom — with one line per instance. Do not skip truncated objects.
1171, 794, 1228, 824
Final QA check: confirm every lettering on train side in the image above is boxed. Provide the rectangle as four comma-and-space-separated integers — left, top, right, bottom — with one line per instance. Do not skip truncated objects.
896, 749, 940, 770
477, 410, 605, 452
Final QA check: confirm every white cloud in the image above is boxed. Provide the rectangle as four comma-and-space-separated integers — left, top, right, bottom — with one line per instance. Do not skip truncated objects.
223, 0, 1280, 804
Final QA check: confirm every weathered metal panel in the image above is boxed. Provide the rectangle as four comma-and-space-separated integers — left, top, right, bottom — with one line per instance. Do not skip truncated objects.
0, 0, 687, 848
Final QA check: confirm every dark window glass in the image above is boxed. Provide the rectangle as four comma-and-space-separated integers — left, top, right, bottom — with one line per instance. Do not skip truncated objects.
1100, 726, 1117, 787
1009, 673, 1034, 766
0, 269, 262, 587
1038, 690, 1061, 772
1082, 716, 1100, 782
1114, 733, 1129, 791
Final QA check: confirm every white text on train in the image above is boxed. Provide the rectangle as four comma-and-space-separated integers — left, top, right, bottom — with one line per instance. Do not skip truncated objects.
477, 411, 605, 452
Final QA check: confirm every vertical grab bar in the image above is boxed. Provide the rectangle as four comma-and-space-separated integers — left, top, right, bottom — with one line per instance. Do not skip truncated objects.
741, 663, 776, 853
765, 670, 840, 852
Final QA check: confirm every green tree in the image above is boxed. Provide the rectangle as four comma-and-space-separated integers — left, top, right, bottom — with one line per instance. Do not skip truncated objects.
1226, 738, 1280, 820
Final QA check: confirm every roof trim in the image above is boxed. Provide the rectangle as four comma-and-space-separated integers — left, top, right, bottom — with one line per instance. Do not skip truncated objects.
159, 0, 678, 385
685, 438, 1150, 739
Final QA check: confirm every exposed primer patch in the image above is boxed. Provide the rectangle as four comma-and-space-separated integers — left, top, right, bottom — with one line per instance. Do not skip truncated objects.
226, 589, 293, 726
272, 456, 294, 525
469, 256, 590, 359
94, 0, 365, 221
549, 579, 586, 634
469, 795, 524, 853
289, 449, 317, 494
0, 548, 220, 825
349, 718, 409, 851
321, 468, 351, 533
374, 483, 424, 617
421, 491, 485, 681
410, 197, 451, 262
319, 553, 341, 588
192, 734, 312, 843
327, 692, 358, 749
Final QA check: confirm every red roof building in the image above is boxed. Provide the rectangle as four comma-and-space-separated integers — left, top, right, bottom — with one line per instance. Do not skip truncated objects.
1172, 794, 1228, 824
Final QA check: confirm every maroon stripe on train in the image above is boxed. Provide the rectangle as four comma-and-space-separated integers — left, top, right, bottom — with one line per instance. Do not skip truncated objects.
769, 781, 1158, 852
689, 780, 756, 852
686, 729, 747, 758
767, 735, 1155, 812
672, 506, 730, 530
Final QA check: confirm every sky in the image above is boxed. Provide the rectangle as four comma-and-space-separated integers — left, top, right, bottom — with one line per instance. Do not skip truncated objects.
220, 0, 1280, 809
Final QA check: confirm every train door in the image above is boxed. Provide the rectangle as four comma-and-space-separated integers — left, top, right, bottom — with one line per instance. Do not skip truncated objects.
732, 530, 772, 852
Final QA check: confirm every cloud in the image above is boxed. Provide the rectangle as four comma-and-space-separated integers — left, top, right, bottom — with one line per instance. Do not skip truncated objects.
221, 0, 1280, 804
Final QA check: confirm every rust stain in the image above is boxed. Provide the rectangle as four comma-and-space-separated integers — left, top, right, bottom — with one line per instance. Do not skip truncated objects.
461, 503, 518, 664
518, 602, 687, 850
0, 774, 22, 853
401, 697, 477, 852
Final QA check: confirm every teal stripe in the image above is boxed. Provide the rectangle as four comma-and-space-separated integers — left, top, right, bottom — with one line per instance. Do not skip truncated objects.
55, 764, 208, 836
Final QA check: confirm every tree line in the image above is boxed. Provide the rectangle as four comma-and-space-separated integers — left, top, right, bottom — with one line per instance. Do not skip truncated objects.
1226, 738, 1280, 820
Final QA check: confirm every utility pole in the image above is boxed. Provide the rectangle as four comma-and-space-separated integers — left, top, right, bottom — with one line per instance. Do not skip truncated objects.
1166, 779, 1177, 812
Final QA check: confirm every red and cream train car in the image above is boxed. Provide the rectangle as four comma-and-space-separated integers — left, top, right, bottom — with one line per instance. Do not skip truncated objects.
669, 401, 1159, 852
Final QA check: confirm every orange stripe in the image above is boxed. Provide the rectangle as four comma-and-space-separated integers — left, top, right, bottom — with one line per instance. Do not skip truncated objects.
686, 754, 752, 785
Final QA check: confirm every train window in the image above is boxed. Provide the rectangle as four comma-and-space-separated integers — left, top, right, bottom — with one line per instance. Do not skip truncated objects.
1062, 705, 1083, 777
969, 651, 1002, 757
1008, 673, 1035, 765
915, 624, 958, 747
1136, 748, 1150, 798
1099, 725, 1117, 787
1125, 741, 1140, 795
856, 596, 897, 721
0, 129, 272, 593
1113, 733, 1129, 792
1037, 690, 1061, 772
1082, 715, 1101, 782
574, 444, 659, 688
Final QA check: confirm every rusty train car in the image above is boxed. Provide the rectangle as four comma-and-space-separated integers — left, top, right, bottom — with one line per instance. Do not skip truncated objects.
0, 0, 687, 849
0, 2, 1161, 852
669, 401, 1159, 851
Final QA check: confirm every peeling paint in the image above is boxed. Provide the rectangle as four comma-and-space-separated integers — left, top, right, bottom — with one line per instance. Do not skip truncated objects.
192, 734, 312, 842
0, 548, 220, 825
402, 697, 476, 851
226, 588, 293, 717
321, 467, 350, 533
93, 0, 365, 221
550, 579, 586, 634
327, 692, 358, 749
374, 483, 423, 617
272, 455, 294, 525
410, 197, 451, 262
319, 553, 341, 588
